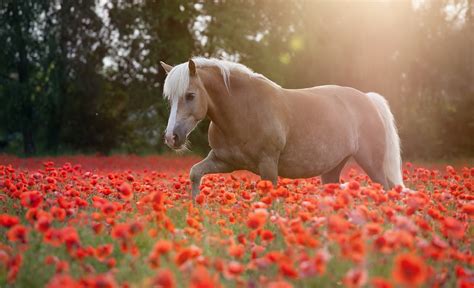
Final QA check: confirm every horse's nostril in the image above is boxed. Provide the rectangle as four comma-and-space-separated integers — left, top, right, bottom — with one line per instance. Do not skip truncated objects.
172, 133, 178, 142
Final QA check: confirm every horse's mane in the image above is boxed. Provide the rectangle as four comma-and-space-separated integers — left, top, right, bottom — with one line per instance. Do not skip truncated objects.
163, 57, 280, 101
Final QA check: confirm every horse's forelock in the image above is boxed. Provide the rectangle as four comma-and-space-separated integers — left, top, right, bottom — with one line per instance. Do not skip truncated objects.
163, 62, 190, 102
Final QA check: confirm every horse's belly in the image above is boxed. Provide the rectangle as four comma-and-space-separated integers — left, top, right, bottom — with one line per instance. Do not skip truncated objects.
278, 150, 340, 178
278, 132, 355, 178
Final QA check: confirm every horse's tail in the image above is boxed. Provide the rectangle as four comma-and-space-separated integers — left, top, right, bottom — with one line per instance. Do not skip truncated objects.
366, 92, 404, 188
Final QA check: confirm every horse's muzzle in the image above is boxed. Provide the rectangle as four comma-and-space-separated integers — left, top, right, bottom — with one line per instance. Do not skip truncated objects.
164, 128, 186, 149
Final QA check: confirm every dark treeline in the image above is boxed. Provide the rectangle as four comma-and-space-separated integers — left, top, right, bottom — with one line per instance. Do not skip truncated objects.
0, 0, 472, 159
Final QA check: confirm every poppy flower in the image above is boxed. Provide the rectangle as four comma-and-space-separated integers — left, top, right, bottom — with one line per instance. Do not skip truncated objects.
20, 191, 43, 208
268, 281, 293, 288
111, 223, 130, 240
392, 253, 428, 286
128, 221, 144, 236
442, 217, 465, 239
175, 247, 198, 266
343, 268, 367, 288
7, 225, 28, 243
118, 182, 133, 200
461, 204, 474, 216
35, 215, 52, 233
153, 240, 173, 255
261, 230, 275, 242
247, 209, 268, 230
190, 265, 218, 288
279, 262, 298, 278
227, 261, 245, 276
95, 244, 114, 261
228, 244, 245, 259
313, 250, 330, 275
80, 274, 117, 288
6, 254, 22, 283
154, 269, 175, 288
51, 207, 67, 221
46, 274, 79, 288
257, 180, 273, 194
63, 229, 81, 251
371, 277, 393, 288
328, 214, 351, 234
348, 181, 360, 191
0, 214, 19, 228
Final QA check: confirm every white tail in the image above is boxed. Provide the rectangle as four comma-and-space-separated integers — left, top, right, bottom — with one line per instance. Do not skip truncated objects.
366, 92, 404, 187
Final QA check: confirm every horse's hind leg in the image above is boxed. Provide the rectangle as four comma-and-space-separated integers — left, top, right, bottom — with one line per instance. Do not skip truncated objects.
353, 146, 389, 190
321, 156, 350, 185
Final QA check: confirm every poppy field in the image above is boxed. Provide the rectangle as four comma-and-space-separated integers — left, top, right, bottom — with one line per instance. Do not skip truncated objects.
0, 155, 473, 288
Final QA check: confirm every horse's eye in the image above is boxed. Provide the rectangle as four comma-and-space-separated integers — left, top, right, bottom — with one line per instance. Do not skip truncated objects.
185, 93, 195, 102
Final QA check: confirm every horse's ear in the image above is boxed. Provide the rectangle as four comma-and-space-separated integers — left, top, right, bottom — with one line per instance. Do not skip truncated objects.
160, 61, 173, 74
188, 59, 196, 76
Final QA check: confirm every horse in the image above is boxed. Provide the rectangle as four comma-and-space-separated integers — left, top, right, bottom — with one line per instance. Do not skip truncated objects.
160, 57, 404, 199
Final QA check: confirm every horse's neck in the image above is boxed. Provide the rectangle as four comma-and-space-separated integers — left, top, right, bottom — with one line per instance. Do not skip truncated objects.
201, 70, 251, 134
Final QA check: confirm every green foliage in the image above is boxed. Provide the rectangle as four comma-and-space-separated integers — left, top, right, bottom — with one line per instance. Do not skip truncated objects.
0, 0, 472, 158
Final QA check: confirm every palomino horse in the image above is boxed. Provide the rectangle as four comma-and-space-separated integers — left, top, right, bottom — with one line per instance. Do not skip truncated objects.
160, 57, 403, 199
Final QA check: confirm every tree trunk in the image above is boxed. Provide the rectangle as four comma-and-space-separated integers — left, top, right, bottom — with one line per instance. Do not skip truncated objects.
11, 1, 36, 155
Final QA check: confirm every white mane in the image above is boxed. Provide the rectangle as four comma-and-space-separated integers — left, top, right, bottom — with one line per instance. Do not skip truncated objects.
163, 57, 280, 101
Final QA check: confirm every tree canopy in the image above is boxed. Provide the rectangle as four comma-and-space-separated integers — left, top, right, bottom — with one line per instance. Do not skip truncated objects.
0, 0, 472, 159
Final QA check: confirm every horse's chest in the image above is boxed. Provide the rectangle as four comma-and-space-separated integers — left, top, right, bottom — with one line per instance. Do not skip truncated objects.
209, 123, 281, 172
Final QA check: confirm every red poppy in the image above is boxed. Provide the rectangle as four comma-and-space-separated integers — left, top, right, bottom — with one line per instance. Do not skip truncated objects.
343, 268, 367, 288
95, 244, 114, 261
128, 221, 144, 236
247, 209, 268, 230
154, 269, 175, 288
7, 225, 28, 243
20, 191, 43, 208
153, 240, 173, 255
190, 265, 218, 288
268, 281, 293, 288
279, 262, 298, 278
0, 214, 19, 228
442, 217, 465, 239
111, 223, 130, 240
46, 274, 79, 288
118, 182, 133, 200
371, 277, 393, 288
228, 244, 245, 259
392, 253, 428, 286
461, 204, 474, 216
80, 274, 117, 288
328, 214, 351, 234
261, 230, 275, 242
51, 207, 67, 221
227, 261, 245, 275
348, 181, 360, 191
257, 180, 273, 194
175, 248, 193, 266
35, 215, 52, 233
63, 228, 81, 251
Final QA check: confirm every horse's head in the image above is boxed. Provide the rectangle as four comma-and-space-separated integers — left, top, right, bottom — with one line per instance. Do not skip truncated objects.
161, 59, 209, 150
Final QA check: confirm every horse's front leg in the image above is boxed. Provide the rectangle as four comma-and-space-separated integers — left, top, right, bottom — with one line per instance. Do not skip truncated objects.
189, 150, 234, 200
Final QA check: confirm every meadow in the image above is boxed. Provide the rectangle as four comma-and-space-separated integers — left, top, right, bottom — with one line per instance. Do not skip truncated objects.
0, 155, 472, 287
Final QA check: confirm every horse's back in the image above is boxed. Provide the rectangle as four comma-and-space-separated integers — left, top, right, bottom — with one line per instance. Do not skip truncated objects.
286, 85, 381, 126
277, 85, 384, 178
